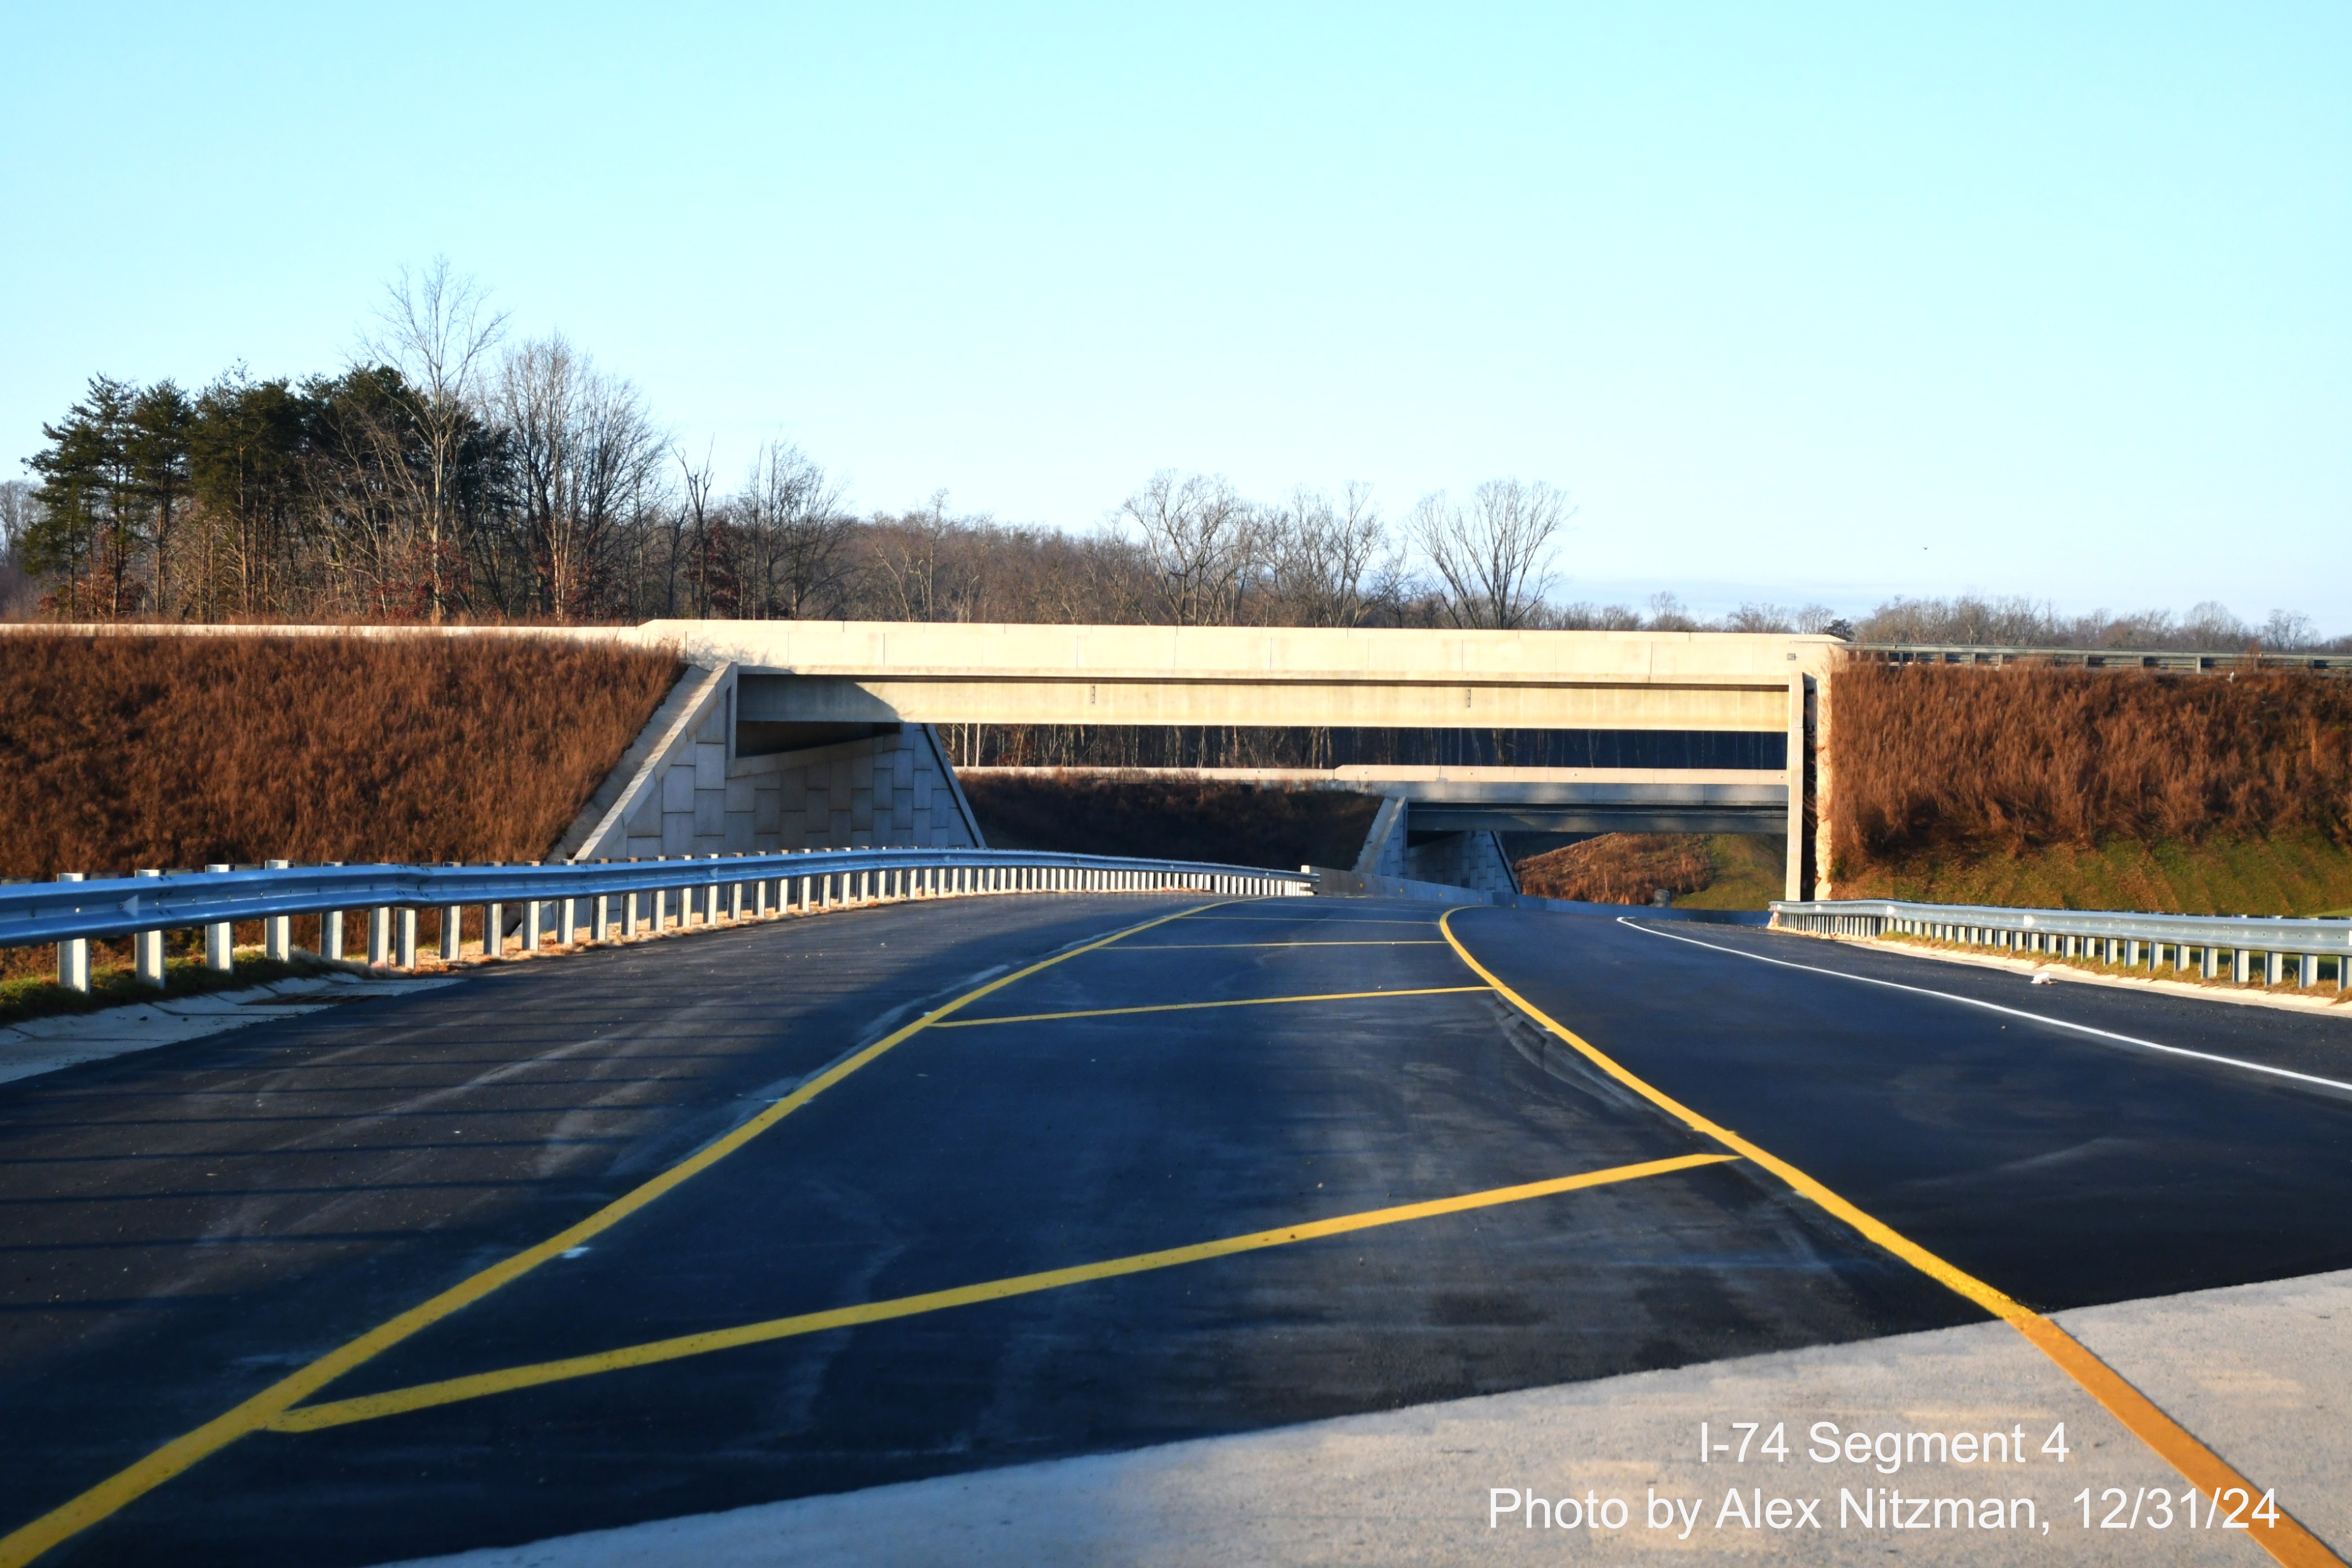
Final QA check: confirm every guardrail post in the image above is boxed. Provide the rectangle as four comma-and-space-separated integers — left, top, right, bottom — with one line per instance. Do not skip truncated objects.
2340, 953, 2350, 993
55, 873, 89, 993
319, 865, 344, 964
204, 865, 237, 972
367, 906, 390, 969
2264, 951, 2282, 986
396, 908, 417, 970
263, 861, 292, 960
133, 869, 167, 985
523, 893, 544, 952
486, 900, 504, 958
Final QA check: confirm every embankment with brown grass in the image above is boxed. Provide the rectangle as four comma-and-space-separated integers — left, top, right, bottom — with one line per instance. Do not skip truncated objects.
0, 632, 680, 877
959, 771, 1381, 872
1516, 834, 1787, 910
1830, 661, 2352, 910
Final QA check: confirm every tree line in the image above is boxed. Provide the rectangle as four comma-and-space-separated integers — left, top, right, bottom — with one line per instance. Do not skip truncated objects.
6, 262, 2338, 649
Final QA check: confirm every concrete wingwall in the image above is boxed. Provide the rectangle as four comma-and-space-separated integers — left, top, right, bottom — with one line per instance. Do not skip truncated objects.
1348, 795, 1519, 897
556, 663, 984, 862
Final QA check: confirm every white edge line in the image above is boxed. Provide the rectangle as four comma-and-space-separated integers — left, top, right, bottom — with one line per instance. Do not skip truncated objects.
1615, 917, 2352, 1098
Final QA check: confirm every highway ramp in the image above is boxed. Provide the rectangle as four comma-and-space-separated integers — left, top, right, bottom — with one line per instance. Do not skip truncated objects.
0, 897, 2344, 1565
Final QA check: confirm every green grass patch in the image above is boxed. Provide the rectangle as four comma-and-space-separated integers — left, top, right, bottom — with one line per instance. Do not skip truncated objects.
0, 951, 338, 1030
1673, 835, 1788, 911
1837, 831, 2352, 915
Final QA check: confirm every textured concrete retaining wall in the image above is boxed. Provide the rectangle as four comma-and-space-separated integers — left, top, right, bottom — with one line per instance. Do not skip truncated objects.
560, 665, 983, 861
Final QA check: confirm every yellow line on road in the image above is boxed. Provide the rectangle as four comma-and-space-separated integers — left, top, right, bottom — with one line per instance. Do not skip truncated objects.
0, 902, 1220, 1568
933, 986, 1489, 1028
1104, 941, 1449, 950
1178, 916, 1440, 925
1437, 909, 2344, 1568
269, 1153, 1736, 1433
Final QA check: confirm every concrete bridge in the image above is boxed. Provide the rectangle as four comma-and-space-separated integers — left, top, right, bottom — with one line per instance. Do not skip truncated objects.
580, 622, 1838, 899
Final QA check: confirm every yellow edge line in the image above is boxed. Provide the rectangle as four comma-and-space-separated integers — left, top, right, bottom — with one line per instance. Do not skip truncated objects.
1437, 909, 2344, 1568
932, 986, 1489, 1028
0, 901, 1222, 1568
269, 1153, 1736, 1434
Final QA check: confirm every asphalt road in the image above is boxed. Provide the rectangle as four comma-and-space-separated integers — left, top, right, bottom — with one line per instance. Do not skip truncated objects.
1, 896, 2347, 1566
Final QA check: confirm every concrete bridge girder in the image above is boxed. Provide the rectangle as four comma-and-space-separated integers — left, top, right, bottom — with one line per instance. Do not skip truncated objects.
736, 671, 1793, 732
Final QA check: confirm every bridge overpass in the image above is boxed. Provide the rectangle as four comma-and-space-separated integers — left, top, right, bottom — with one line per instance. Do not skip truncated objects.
590, 622, 1838, 899
0, 881, 2344, 1565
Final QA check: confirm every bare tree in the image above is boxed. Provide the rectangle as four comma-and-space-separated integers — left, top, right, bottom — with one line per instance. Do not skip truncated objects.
672, 444, 718, 616
1645, 591, 1700, 631
1120, 470, 1256, 626
2260, 608, 2319, 651
871, 491, 984, 622
1259, 482, 1393, 627
738, 439, 848, 618
0, 480, 43, 619
364, 258, 507, 622
495, 335, 667, 618
1407, 477, 1570, 630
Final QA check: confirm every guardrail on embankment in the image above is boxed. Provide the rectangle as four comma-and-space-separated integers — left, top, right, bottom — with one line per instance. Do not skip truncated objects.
11, 851, 1315, 995
1771, 898, 2352, 990
1854, 643, 2351, 674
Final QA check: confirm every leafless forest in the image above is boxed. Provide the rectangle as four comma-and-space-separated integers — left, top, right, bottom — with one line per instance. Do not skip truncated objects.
7, 263, 2339, 651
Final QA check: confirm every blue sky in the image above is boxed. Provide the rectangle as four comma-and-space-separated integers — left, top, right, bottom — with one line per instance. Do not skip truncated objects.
3, 3, 2346, 623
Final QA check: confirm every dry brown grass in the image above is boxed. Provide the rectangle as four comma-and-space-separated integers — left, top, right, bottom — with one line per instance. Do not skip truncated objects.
0, 631, 679, 878
1832, 662, 2352, 878
1517, 834, 1714, 904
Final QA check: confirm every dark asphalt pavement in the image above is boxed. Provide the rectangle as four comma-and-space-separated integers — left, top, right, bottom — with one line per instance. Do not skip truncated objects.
2, 896, 2347, 1565
1453, 910, 2352, 1309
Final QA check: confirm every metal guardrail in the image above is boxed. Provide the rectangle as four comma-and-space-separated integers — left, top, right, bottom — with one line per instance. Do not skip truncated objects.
1771, 897, 2352, 989
10, 849, 1316, 992
1854, 643, 2349, 674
